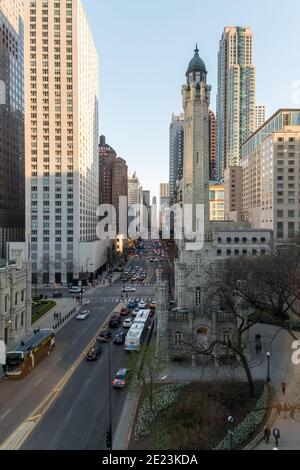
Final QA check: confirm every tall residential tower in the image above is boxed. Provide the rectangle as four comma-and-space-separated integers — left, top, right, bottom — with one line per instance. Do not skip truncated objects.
216, 26, 256, 180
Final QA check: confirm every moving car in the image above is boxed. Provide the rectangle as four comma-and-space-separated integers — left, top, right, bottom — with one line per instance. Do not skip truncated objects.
123, 318, 134, 328
69, 287, 85, 294
109, 315, 121, 328
86, 344, 102, 361
112, 368, 129, 389
52, 291, 63, 298
127, 299, 137, 309
120, 307, 130, 316
76, 310, 90, 320
97, 330, 112, 342
138, 299, 147, 309
123, 286, 136, 292
132, 308, 140, 316
150, 301, 156, 310
113, 331, 126, 345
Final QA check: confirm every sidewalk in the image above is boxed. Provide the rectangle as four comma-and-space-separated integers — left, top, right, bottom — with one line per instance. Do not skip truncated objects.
255, 328, 300, 450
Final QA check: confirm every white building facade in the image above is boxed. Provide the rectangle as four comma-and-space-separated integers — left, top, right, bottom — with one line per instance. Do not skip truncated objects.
25, 0, 104, 284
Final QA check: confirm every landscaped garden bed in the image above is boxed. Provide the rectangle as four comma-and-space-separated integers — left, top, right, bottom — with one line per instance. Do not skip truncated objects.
129, 380, 265, 450
32, 300, 56, 324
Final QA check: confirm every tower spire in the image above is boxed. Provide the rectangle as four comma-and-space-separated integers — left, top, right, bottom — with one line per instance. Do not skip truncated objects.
195, 43, 199, 54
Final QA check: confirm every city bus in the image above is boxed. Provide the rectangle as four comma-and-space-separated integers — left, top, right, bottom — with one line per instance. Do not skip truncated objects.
124, 310, 151, 351
5, 329, 55, 379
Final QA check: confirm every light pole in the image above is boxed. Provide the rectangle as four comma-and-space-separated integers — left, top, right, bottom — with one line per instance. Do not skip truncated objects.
227, 415, 234, 450
266, 352, 271, 382
106, 340, 113, 450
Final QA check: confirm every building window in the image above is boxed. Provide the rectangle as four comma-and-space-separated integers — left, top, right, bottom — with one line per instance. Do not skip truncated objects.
196, 288, 201, 306
174, 332, 183, 348
217, 249, 222, 256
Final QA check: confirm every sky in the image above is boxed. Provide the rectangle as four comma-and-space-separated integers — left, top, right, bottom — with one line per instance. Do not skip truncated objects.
84, 0, 300, 200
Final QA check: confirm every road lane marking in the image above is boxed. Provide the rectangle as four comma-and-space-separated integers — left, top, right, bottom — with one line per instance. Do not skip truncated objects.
0, 409, 12, 420
84, 378, 91, 388
34, 379, 42, 387
65, 408, 73, 421
72, 340, 76, 346
0, 301, 124, 450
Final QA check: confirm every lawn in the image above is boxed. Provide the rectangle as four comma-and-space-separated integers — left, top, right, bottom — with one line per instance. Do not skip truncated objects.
31, 300, 56, 324
129, 380, 264, 451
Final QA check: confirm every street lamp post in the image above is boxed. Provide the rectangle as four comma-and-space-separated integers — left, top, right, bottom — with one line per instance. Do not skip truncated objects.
267, 352, 271, 382
106, 340, 113, 450
227, 416, 234, 450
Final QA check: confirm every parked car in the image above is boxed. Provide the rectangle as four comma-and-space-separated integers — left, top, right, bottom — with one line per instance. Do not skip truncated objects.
112, 368, 129, 389
52, 291, 63, 298
97, 330, 112, 342
132, 308, 140, 316
123, 286, 136, 292
123, 318, 134, 328
76, 310, 90, 320
138, 299, 147, 309
109, 315, 121, 328
113, 331, 126, 345
86, 344, 102, 361
127, 299, 137, 309
120, 307, 130, 316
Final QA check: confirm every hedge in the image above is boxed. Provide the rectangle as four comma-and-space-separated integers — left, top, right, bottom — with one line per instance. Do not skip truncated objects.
215, 384, 270, 450
32, 300, 56, 324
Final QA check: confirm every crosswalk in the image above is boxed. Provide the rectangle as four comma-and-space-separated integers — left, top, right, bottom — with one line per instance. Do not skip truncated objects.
88, 297, 156, 305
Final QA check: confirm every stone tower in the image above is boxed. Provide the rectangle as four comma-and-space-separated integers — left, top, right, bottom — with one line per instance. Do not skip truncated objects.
155, 269, 169, 361
182, 45, 211, 238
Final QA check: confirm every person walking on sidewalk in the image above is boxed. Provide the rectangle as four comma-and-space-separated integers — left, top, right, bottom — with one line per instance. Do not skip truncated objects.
273, 428, 280, 448
263, 426, 271, 444
281, 382, 287, 396
290, 405, 296, 421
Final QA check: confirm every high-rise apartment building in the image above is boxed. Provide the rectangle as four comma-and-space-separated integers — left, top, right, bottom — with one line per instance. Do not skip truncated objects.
99, 135, 128, 234
25, 0, 104, 285
241, 109, 300, 241
0, 0, 25, 259
209, 110, 217, 181
209, 182, 224, 221
216, 26, 256, 180
255, 105, 266, 130
169, 113, 184, 204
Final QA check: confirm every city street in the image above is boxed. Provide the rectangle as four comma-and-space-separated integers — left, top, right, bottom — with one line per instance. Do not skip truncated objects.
0, 249, 158, 449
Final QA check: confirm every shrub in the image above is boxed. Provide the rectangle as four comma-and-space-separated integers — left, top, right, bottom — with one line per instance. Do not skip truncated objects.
215, 385, 270, 450
134, 383, 187, 442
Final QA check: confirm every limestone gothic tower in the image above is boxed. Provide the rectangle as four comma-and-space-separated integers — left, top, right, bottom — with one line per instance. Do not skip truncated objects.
182, 45, 211, 238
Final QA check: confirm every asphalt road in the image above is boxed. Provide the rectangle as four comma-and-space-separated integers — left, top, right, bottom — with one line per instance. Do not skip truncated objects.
0, 247, 159, 449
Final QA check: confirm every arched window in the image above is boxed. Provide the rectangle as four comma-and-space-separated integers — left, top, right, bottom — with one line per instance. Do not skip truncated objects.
15, 316, 18, 331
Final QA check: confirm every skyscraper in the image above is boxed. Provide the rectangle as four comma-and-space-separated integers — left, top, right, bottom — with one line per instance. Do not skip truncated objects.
99, 135, 128, 234
216, 26, 256, 180
169, 113, 184, 204
209, 110, 217, 181
25, 0, 102, 285
0, 0, 25, 258
255, 105, 266, 130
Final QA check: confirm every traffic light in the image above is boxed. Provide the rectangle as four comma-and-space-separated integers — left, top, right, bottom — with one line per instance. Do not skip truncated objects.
106, 429, 112, 449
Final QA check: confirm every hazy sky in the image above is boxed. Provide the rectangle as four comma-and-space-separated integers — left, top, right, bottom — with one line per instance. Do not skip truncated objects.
84, 0, 300, 199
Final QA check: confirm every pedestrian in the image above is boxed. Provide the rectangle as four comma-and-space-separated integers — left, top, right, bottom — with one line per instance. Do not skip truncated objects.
258, 341, 262, 353
255, 343, 260, 354
272, 428, 280, 448
263, 426, 271, 444
281, 382, 287, 396
290, 405, 296, 421
255, 334, 258, 342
